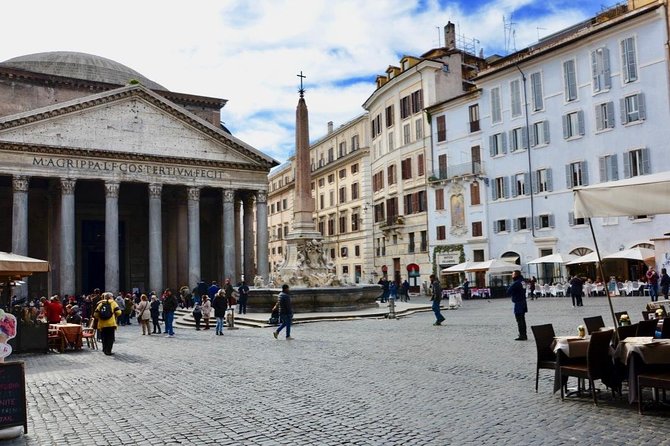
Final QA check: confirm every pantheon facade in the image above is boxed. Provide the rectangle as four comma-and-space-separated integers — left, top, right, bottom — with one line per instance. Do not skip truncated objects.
0, 52, 277, 298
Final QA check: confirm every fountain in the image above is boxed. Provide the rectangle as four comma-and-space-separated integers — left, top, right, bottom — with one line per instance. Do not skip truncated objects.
248, 73, 380, 312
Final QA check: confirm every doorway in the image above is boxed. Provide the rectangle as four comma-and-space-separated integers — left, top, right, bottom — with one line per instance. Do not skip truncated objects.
81, 220, 126, 294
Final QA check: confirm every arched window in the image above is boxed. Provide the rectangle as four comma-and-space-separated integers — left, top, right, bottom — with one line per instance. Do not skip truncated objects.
570, 247, 593, 256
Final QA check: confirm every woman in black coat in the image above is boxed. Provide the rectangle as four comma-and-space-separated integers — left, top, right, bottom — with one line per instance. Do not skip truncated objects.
212, 290, 228, 336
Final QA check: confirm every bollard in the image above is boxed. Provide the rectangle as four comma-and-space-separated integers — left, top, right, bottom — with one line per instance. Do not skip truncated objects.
388, 298, 396, 319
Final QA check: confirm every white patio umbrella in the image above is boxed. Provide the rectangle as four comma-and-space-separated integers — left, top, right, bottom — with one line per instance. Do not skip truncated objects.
441, 261, 476, 274
465, 259, 518, 273
527, 253, 577, 264
602, 247, 655, 262
0, 251, 50, 276
565, 252, 602, 265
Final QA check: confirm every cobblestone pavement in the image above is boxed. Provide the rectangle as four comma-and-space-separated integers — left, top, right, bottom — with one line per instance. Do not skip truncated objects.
5, 295, 670, 445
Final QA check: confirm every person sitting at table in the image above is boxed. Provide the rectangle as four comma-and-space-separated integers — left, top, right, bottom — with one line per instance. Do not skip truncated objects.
66, 305, 82, 325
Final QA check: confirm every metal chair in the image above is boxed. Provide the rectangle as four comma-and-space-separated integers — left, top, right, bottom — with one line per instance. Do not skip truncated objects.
81, 319, 97, 350
531, 324, 557, 393
48, 328, 65, 353
636, 319, 657, 337
583, 316, 605, 335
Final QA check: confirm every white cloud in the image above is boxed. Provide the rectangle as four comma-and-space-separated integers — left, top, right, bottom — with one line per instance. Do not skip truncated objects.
0, 0, 603, 165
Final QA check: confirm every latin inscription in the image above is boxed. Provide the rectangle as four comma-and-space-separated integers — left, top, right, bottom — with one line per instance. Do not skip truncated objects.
32, 157, 228, 180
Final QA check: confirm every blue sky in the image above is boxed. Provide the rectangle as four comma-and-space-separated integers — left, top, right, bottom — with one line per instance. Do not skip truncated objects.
0, 0, 609, 165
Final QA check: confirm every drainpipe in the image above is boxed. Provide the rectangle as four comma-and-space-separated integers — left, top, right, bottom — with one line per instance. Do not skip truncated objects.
515, 64, 536, 238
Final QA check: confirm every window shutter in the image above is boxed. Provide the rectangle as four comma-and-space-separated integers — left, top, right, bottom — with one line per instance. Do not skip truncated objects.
524, 173, 531, 195
513, 218, 518, 232
549, 214, 555, 228
620, 98, 627, 124
506, 219, 512, 232
602, 48, 611, 89
489, 135, 495, 157
503, 176, 510, 198
577, 110, 585, 136
641, 148, 651, 175
543, 120, 550, 144
569, 212, 575, 226
525, 217, 531, 229
591, 51, 599, 91
610, 154, 619, 181
521, 127, 528, 150
534, 216, 540, 230
508, 130, 516, 152
493, 221, 499, 234
530, 125, 538, 147
501, 132, 508, 154
623, 152, 631, 178
546, 168, 553, 192
531, 172, 538, 194
562, 114, 569, 139
638, 93, 646, 120
599, 157, 606, 182
565, 164, 573, 189
531, 73, 543, 110
581, 161, 589, 186
491, 180, 498, 200
595, 104, 603, 131
567, 61, 577, 100
606, 102, 615, 128
511, 175, 518, 197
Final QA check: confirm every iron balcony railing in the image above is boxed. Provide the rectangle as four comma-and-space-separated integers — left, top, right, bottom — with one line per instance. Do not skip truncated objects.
429, 161, 483, 181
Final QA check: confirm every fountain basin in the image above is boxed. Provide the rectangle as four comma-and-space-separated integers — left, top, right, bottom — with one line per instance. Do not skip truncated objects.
248, 284, 381, 313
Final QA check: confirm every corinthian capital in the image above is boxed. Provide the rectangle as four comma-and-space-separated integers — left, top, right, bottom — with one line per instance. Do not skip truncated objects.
222, 189, 235, 203
256, 190, 268, 204
60, 178, 76, 195
148, 183, 163, 199
187, 186, 201, 202
105, 181, 120, 198
12, 175, 29, 192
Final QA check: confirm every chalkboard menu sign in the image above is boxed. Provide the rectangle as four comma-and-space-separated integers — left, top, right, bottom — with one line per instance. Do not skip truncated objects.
0, 362, 27, 433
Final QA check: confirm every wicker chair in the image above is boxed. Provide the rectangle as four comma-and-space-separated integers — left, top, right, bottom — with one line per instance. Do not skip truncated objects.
616, 324, 637, 344
531, 324, 557, 393
560, 329, 616, 405
638, 373, 670, 414
583, 316, 605, 335
81, 319, 97, 349
48, 328, 65, 353
636, 319, 657, 337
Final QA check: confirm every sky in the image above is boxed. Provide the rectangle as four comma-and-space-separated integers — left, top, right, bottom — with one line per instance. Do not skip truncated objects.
0, 0, 610, 166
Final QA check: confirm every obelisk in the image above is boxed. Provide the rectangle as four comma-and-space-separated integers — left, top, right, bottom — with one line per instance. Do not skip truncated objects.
292, 71, 317, 233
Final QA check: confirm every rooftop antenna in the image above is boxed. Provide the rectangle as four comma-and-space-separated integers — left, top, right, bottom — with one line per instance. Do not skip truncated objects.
436, 26, 442, 47
536, 27, 547, 41
503, 14, 517, 54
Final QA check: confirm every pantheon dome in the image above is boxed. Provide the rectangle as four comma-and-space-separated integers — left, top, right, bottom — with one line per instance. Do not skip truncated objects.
0, 51, 167, 91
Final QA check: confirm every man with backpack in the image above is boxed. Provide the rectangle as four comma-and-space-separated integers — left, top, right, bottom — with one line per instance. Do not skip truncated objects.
94, 292, 122, 356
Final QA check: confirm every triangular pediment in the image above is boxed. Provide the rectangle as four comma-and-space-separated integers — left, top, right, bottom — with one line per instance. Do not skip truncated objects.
0, 85, 277, 170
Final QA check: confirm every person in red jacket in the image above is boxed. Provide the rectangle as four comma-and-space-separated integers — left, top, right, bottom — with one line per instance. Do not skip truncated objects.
45, 296, 63, 324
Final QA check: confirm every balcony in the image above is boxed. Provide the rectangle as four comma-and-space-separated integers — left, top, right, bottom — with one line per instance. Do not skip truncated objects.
429, 161, 483, 182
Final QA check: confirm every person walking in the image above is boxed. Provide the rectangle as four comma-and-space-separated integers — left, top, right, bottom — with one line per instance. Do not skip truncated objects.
273, 284, 293, 340
94, 292, 122, 355
507, 270, 528, 341
378, 276, 389, 303
528, 276, 537, 300
192, 301, 202, 330
429, 274, 445, 326
647, 267, 660, 302
136, 294, 151, 335
149, 293, 161, 334
115, 293, 126, 325
213, 290, 227, 336
660, 268, 670, 300
237, 281, 250, 314
201, 295, 212, 330
162, 289, 178, 337
401, 278, 410, 302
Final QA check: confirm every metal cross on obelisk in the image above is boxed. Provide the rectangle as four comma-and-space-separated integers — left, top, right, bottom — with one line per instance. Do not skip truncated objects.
297, 71, 306, 97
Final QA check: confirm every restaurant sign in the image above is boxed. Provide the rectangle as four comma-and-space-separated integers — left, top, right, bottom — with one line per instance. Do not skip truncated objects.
437, 252, 460, 266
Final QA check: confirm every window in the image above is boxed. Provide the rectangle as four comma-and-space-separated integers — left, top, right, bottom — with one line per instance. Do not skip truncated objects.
401, 158, 412, 180
374, 203, 385, 223
408, 233, 415, 253
509, 127, 527, 152
338, 168, 346, 179
491, 87, 502, 123
591, 47, 611, 92
417, 154, 424, 177
569, 212, 586, 226
599, 155, 618, 182
531, 121, 550, 147
328, 174, 335, 184
318, 220, 325, 235
436, 225, 446, 240
372, 171, 385, 192
330, 248, 336, 259
400, 96, 411, 119
339, 215, 347, 234
371, 114, 381, 138
282, 198, 287, 209
403, 123, 411, 144
514, 217, 531, 231
386, 197, 398, 221
270, 203, 275, 213
530, 72, 543, 111
388, 132, 394, 152
510, 79, 522, 117
351, 183, 359, 200
354, 245, 360, 256
420, 230, 427, 252
536, 214, 555, 229
438, 154, 447, 179
472, 221, 482, 237
417, 191, 426, 213
595, 102, 615, 131
351, 163, 359, 174
284, 225, 289, 236
328, 216, 335, 235
513, 173, 530, 196
494, 219, 510, 233
411, 90, 423, 114
385, 105, 394, 128
351, 213, 359, 231
621, 36, 638, 83
492, 176, 509, 200
621, 93, 646, 124
351, 135, 359, 151
329, 190, 334, 206
563, 59, 577, 102
566, 161, 588, 188
436, 115, 446, 142
562, 111, 584, 139
435, 189, 445, 210
624, 148, 650, 178
533, 168, 553, 193
470, 181, 480, 205
319, 194, 324, 209
318, 178, 325, 187
310, 182, 314, 191
387, 164, 396, 185
415, 119, 423, 140
328, 147, 334, 162
340, 246, 348, 258
489, 132, 507, 156
469, 104, 480, 132
339, 187, 346, 204
339, 141, 346, 157
404, 194, 414, 214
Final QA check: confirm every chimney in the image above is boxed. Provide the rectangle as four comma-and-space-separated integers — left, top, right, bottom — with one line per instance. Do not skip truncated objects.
327, 121, 334, 134
444, 22, 456, 50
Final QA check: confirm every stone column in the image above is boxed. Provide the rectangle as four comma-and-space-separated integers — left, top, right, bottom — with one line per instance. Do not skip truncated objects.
222, 189, 236, 282
243, 194, 255, 283
148, 183, 163, 294
60, 178, 76, 296
104, 181, 120, 295
234, 199, 241, 283
255, 190, 269, 283
187, 186, 201, 291
12, 176, 29, 298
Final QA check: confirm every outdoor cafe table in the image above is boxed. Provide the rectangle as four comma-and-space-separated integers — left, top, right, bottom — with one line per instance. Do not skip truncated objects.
552, 336, 589, 393
614, 337, 670, 404
49, 323, 82, 350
